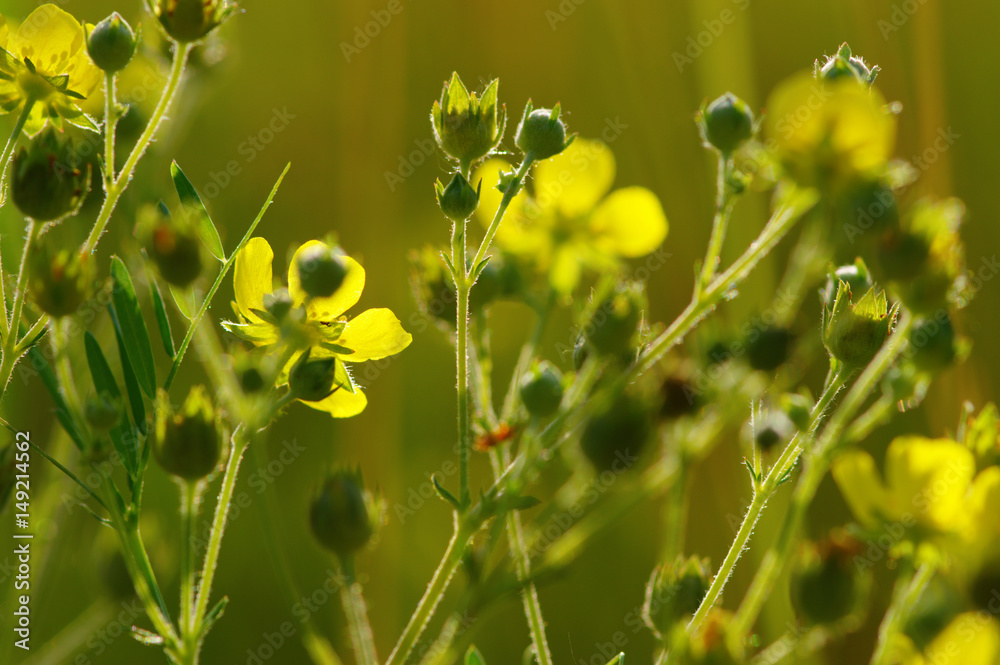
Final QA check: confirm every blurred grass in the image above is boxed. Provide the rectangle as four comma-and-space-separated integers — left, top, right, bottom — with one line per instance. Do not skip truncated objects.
1, 0, 998, 663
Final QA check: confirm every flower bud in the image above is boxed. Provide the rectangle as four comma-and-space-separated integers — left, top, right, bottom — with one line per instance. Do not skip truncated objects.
142, 205, 203, 288
580, 389, 653, 472
822, 258, 873, 310
10, 129, 88, 221
519, 361, 564, 419
263, 287, 294, 323
154, 386, 221, 481
822, 284, 898, 369
85, 392, 122, 432
666, 610, 739, 665
659, 373, 700, 421
779, 392, 813, 431
310, 469, 379, 557
154, 0, 233, 44
515, 102, 572, 160
643, 556, 712, 639
586, 282, 645, 356
87, 13, 137, 72
745, 326, 793, 372
698, 93, 755, 155
791, 531, 869, 626
816, 43, 879, 87
431, 74, 505, 168
750, 409, 794, 454
909, 314, 966, 373
435, 173, 480, 222
28, 239, 93, 318
296, 245, 347, 299
289, 349, 342, 402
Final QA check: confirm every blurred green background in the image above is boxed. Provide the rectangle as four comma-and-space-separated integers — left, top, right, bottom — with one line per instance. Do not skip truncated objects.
2, 0, 998, 663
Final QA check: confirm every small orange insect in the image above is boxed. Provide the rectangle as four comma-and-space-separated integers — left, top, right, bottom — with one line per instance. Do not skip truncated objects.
474, 423, 517, 452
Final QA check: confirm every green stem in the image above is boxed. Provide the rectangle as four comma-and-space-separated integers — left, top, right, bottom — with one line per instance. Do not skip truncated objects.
163, 163, 290, 391
0, 218, 40, 397
0, 96, 35, 196
104, 72, 118, 185
469, 153, 535, 272
340, 558, 379, 665
180, 481, 200, 640
506, 510, 554, 665
686, 365, 847, 636
725, 313, 915, 652
385, 516, 467, 665
661, 448, 690, 563
455, 226, 472, 510
870, 562, 935, 665
82, 43, 192, 256
192, 429, 251, 631
697, 153, 734, 293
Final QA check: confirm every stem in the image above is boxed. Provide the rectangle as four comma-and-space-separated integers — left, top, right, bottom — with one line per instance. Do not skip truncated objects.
469, 153, 535, 272
0, 97, 35, 194
870, 562, 935, 665
455, 223, 472, 510
192, 429, 251, 630
0, 218, 40, 397
385, 516, 467, 665
697, 153, 734, 293
506, 511, 554, 665
341, 558, 379, 665
661, 449, 690, 563
82, 43, 192, 256
180, 481, 200, 639
104, 72, 118, 185
726, 313, 915, 652
52, 318, 83, 425
686, 366, 847, 635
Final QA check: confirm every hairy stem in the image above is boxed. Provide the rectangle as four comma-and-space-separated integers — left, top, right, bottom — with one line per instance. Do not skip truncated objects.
870, 562, 935, 665
341, 559, 379, 665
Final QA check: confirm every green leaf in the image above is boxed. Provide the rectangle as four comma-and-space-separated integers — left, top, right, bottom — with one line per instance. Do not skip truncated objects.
84, 332, 136, 474
149, 278, 176, 358
466, 646, 486, 665
110, 257, 157, 398
26, 347, 87, 451
109, 306, 148, 437
432, 474, 461, 510
169, 284, 197, 320
333, 359, 355, 394
171, 161, 225, 262
130, 627, 164, 646
201, 596, 230, 637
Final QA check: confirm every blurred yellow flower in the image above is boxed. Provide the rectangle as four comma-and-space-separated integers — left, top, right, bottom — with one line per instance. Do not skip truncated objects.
832, 436, 977, 536
765, 72, 895, 191
0, 5, 101, 135
890, 613, 1000, 665
225, 238, 412, 418
473, 138, 668, 294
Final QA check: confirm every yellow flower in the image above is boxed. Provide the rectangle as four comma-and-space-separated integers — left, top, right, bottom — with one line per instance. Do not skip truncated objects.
764, 72, 895, 191
889, 613, 1000, 665
0, 5, 101, 135
473, 138, 668, 294
832, 436, 977, 537
225, 238, 412, 418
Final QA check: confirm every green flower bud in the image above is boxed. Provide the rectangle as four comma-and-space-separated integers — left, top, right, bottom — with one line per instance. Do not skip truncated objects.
698, 93, 755, 155
289, 349, 350, 403
28, 239, 93, 318
142, 205, 203, 288
232, 351, 266, 394
519, 361, 564, 419
816, 43, 880, 87
310, 469, 378, 558
435, 173, 480, 222
296, 245, 347, 299
791, 531, 869, 626
643, 556, 712, 639
903, 575, 962, 651
822, 258, 873, 309
666, 610, 739, 665
10, 129, 88, 221
515, 102, 572, 160
822, 284, 898, 369
909, 313, 968, 373
154, 386, 221, 481
659, 374, 700, 421
752, 409, 794, 454
580, 389, 653, 472
779, 392, 813, 431
84, 392, 122, 432
431, 74, 506, 169
586, 283, 645, 356
745, 326, 793, 372
154, 0, 234, 44
87, 13, 137, 72
263, 287, 294, 323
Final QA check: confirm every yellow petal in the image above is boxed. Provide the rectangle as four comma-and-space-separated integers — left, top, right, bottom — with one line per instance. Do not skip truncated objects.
287, 241, 366, 320
589, 187, 668, 258
549, 244, 583, 295
472, 157, 543, 249
885, 436, 974, 531
961, 468, 1000, 563
832, 449, 888, 528
924, 613, 1000, 665
303, 385, 368, 418
1, 15, 9, 47
338, 308, 412, 362
13, 6, 88, 81
534, 138, 616, 218
234, 237, 274, 322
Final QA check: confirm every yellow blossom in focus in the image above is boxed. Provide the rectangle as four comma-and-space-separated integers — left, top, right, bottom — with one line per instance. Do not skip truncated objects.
473, 138, 668, 294
224, 238, 412, 418
0, 5, 102, 135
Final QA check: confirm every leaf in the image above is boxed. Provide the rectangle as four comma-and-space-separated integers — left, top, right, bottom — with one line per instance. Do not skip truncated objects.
149, 278, 176, 358
432, 474, 461, 510
109, 306, 148, 437
131, 627, 164, 646
84, 332, 136, 473
470, 256, 492, 283
201, 596, 229, 637
466, 646, 486, 665
171, 161, 225, 262
110, 257, 157, 398
26, 347, 87, 451
169, 284, 197, 320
